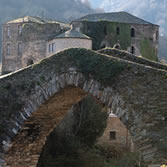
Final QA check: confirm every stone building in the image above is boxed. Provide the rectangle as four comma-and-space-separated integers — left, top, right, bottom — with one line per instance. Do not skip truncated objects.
1, 12, 159, 74
1, 16, 70, 74
72, 11, 159, 61
98, 112, 135, 151
47, 27, 92, 56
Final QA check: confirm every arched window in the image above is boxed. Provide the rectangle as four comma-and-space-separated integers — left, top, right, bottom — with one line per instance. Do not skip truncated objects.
27, 59, 34, 66
116, 27, 120, 35
114, 44, 120, 49
104, 26, 107, 35
18, 43, 22, 55
130, 46, 135, 54
101, 44, 106, 49
131, 28, 135, 37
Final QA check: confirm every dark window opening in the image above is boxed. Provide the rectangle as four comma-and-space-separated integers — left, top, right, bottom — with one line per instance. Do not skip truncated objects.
116, 27, 120, 35
101, 44, 106, 49
104, 26, 107, 35
110, 131, 116, 140
131, 28, 135, 37
27, 59, 34, 66
114, 45, 120, 49
87, 25, 90, 32
156, 31, 159, 40
130, 46, 135, 54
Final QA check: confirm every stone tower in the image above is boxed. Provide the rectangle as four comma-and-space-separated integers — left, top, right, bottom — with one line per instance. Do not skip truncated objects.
1, 16, 70, 74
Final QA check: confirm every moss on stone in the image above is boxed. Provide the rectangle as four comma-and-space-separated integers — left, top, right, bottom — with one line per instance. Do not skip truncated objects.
140, 39, 158, 62
81, 21, 131, 51
58, 48, 126, 86
107, 22, 131, 50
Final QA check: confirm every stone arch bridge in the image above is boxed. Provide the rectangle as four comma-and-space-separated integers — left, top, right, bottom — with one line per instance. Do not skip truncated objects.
0, 48, 167, 167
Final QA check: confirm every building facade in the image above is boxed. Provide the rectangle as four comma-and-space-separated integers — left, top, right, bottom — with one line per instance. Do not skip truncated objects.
72, 12, 159, 61
1, 12, 159, 74
98, 113, 135, 151
1, 16, 70, 74
47, 28, 92, 56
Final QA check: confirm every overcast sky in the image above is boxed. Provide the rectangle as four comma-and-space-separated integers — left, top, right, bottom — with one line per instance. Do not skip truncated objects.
82, 0, 167, 35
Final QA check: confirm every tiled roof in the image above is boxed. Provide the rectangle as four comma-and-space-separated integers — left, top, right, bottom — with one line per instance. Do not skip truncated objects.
53, 29, 91, 39
74, 12, 158, 25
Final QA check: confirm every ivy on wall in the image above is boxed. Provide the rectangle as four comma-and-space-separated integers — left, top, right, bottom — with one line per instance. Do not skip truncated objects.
81, 21, 131, 51
140, 39, 158, 61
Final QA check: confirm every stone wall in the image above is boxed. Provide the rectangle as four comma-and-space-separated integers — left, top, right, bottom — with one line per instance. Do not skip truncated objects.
72, 21, 159, 61
1, 21, 70, 74
22, 40, 47, 67
0, 48, 167, 166
98, 48, 167, 70
47, 38, 92, 56
98, 116, 132, 147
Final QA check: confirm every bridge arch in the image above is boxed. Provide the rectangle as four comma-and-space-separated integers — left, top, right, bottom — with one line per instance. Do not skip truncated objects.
0, 48, 167, 166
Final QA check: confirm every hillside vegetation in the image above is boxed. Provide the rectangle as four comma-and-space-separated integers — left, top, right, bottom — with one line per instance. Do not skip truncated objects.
37, 96, 145, 167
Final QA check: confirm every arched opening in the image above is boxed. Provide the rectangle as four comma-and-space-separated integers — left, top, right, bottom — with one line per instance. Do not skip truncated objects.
116, 27, 120, 35
131, 28, 135, 37
4, 85, 140, 167
114, 44, 120, 49
1, 49, 167, 167
5, 87, 88, 167
27, 59, 34, 66
100, 44, 106, 49
37, 96, 137, 167
104, 26, 107, 35
130, 46, 135, 54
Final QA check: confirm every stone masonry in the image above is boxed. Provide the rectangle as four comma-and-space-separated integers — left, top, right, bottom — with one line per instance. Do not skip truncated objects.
0, 48, 167, 166
1, 16, 70, 74
72, 12, 159, 61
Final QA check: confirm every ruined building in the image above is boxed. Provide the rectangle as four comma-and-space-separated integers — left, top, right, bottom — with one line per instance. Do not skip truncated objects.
72, 12, 159, 61
1, 12, 159, 74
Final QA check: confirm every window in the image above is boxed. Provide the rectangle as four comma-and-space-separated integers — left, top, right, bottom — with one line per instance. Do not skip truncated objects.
52, 43, 54, 52
116, 27, 120, 35
130, 46, 135, 54
104, 26, 107, 35
48, 43, 55, 53
27, 59, 34, 66
100, 44, 106, 49
7, 26, 10, 38
114, 44, 120, 49
18, 43, 22, 55
110, 131, 116, 140
131, 28, 135, 37
6, 44, 10, 55
49, 44, 52, 53
156, 30, 159, 40
18, 25, 22, 35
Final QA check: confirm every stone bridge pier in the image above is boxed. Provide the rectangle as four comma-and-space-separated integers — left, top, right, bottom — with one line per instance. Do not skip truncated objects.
0, 48, 167, 167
